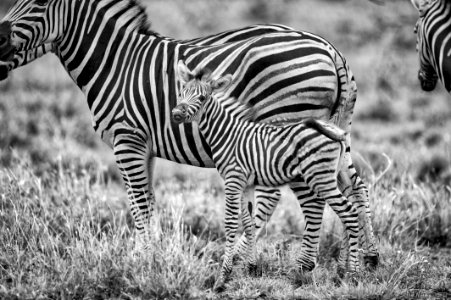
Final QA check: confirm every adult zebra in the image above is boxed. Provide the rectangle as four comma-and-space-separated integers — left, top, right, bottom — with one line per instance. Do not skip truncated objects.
411, 0, 451, 93
0, 0, 378, 267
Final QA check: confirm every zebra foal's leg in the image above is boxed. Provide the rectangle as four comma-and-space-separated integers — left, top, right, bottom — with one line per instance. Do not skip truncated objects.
113, 129, 154, 249
318, 186, 360, 274
214, 175, 247, 292
289, 180, 326, 273
240, 191, 258, 276
302, 153, 360, 274
233, 186, 281, 261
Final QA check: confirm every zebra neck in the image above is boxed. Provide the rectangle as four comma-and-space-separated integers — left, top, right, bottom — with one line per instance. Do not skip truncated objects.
51, 0, 168, 133
52, 0, 155, 91
198, 98, 250, 165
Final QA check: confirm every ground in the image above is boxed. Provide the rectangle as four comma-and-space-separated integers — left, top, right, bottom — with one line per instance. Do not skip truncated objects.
0, 0, 450, 299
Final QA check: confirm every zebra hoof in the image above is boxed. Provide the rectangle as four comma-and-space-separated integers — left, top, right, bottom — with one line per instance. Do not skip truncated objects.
364, 254, 379, 270
332, 274, 343, 287
289, 268, 313, 287
337, 266, 346, 279
247, 263, 261, 277
213, 278, 226, 293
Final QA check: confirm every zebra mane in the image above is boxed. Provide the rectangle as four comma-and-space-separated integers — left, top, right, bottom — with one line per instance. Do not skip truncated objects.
94, 0, 153, 35
219, 97, 256, 122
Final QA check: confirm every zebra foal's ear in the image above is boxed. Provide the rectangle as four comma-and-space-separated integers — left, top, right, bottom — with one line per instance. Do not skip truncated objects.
210, 74, 232, 93
177, 60, 194, 84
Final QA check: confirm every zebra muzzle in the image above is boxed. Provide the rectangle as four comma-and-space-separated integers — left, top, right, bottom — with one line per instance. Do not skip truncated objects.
171, 107, 187, 124
0, 22, 14, 63
418, 70, 438, 92
0, 64, 8, 81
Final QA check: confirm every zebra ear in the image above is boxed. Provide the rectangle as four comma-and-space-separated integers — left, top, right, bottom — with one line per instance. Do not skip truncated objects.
411, 0, 435, 16
411, 0, 421, 10
210, 74, 232, 93
178, 60, 194, 84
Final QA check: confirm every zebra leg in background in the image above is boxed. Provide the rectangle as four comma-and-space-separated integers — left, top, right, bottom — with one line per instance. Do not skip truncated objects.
214, 175, 247, 292
339, 152, 379, 269
232, 186, 281, 261
113, 128, 154, 249
240, 192, 258, 276
336, 228, 350, 278
290, 180, 326, 272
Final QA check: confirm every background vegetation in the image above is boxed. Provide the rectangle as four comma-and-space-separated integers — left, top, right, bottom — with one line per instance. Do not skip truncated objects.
0, 0, 450, 299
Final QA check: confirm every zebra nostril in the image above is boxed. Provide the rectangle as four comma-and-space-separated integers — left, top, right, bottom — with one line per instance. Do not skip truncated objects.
171, 108, 186, 123
0, 36, 8, 47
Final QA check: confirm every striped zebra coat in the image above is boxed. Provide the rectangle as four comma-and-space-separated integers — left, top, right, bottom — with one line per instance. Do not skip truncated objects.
172, 64, 360, 290
411, 0, 451, 93
0, 0, 378, 265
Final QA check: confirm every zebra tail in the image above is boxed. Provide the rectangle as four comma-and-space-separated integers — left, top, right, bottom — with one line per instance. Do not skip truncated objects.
329, 49, 357, 133
303, 119, 346, 142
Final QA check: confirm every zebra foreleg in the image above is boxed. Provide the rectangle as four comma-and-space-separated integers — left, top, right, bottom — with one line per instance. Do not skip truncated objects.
290, 180, 326, 273
240, 191, 258, 276
113, 130, 153, 250
214, 175, 247, 292
232, 186, 281, 262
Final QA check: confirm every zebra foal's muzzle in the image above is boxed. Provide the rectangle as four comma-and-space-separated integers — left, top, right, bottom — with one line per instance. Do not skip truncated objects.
0, 22, 15, 81
171, 103, 188, 124
418, 69, 438, 92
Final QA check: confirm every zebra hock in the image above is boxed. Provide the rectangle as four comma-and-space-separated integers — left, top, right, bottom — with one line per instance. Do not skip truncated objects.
172, 61, 362, 291
411, 0, 451, 93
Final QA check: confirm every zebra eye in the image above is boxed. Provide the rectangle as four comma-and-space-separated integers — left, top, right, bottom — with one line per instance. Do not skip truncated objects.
35, 0, 48, 6
199, 95, 206, 101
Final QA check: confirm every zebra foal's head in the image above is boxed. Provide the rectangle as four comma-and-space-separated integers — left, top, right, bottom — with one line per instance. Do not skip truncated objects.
411, 0, 439, 92
171, 61, 232, 124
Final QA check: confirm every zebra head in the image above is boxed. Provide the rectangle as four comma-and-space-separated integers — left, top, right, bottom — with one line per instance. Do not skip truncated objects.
172, 61, 232, 124
0, 0, 62, 80
411, 0, 439, 92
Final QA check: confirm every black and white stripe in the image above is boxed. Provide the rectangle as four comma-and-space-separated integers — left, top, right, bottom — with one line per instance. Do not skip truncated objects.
172, 64, 361, 289
0, 0, 378, 264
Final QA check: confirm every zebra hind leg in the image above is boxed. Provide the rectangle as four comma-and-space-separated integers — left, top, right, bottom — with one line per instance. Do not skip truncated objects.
232, 186, 281, 267
290, 180, 326, 273
304, 158, 361, 275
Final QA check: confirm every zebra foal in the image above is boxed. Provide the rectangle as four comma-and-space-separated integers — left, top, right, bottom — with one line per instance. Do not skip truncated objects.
172, 62, 361, 291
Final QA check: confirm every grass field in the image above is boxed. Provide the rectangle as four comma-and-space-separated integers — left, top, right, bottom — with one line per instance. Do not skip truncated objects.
1, 0, 451, 299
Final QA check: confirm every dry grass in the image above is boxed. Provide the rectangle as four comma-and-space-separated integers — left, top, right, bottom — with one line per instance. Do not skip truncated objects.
1, 0, 451, 299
